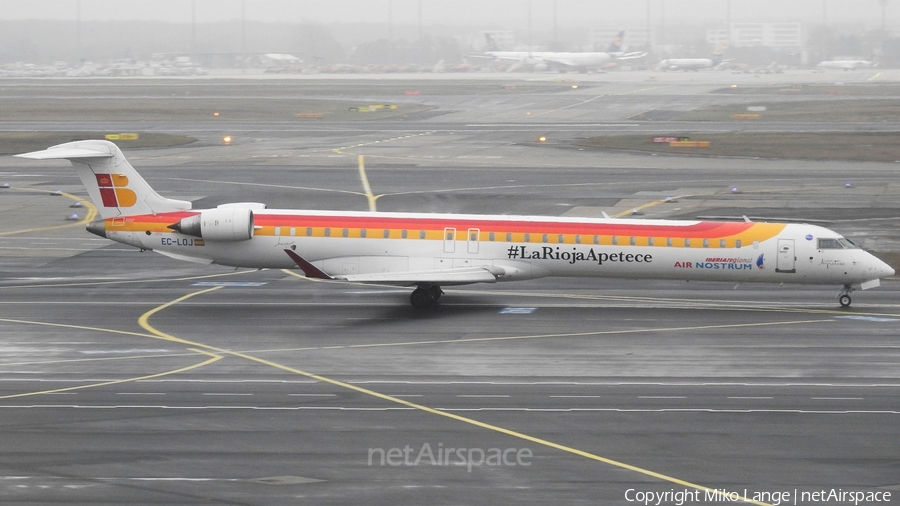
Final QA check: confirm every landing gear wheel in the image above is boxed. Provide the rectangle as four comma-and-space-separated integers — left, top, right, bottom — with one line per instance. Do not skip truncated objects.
427, 286, 443, 301
410, 287, 438, 309
837, 284, 854, 307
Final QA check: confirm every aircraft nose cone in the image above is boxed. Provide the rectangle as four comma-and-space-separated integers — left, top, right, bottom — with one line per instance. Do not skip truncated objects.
872, 255, 896, 278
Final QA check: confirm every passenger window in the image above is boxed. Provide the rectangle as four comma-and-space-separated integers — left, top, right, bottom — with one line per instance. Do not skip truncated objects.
648, 237, 654, 246
524, 233, 531, 242
703, 239, 709, 248
489, 232, 495, 241
736, 239, 742, 248
612, 236, 618, 245
361, 229, 367, 238
576, 235, 582, 244
402, 230, 408, 239
275, 227, 281, 236
383, 229, 390, 238
630, 236, 636, 246
684, 238, 691, 247
306, 227, 312, 236
420, 230, 426, 239
719, 239, 726, 248
666, 238, 672, 247
593, 235, 600, 244
542, 234, 548, 243
324, 228, 330, 237
342, 228, 349, 237
506, 233, 512, 242
290, 227, 296, 236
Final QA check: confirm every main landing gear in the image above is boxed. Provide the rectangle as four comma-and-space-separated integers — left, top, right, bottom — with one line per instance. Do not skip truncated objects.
410, 285, 443, 309
838, 284, 854, 307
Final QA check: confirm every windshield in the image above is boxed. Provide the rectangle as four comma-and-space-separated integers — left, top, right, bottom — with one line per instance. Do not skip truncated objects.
818, 237, 859, 250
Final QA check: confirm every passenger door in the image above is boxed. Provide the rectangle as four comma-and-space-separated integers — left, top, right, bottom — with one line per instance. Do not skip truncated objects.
776, 239, 796, 273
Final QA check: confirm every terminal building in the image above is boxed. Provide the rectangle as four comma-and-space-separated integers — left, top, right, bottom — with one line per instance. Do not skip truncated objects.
706, 22, 803, 48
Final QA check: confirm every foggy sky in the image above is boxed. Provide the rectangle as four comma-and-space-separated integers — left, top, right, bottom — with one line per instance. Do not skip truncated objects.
1, 0, 894, 28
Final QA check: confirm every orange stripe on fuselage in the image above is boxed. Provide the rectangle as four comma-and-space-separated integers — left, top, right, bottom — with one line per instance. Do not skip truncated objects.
107, 212, 786, 245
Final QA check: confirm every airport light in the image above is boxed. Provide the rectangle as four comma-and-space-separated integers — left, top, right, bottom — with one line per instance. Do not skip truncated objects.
538, 135, 547, 142
213, 112, 220, 117
222, 135, 233, 145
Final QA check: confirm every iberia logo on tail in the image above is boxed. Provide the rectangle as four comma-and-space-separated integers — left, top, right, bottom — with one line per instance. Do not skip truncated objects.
95, 173, 137, 208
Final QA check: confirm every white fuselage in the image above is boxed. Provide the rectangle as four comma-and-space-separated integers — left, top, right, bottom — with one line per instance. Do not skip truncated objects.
657, 58, 717, 71
486, 51, 612, 68
816, 60, 875, 70
104, 209, 893, 288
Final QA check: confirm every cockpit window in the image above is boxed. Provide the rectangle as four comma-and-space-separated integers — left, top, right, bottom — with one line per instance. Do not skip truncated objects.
838, 238, 859, 249
818, 238, 843, 249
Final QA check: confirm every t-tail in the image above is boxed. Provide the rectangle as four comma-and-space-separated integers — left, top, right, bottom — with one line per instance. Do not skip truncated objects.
16, 140, 191, 219
606, 31, 625, 53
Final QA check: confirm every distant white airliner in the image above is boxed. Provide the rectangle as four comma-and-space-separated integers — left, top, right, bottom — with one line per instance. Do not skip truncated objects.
816, 59, 875, 70
657, 44, 728, 71
485, 31, 646, 72
17, 141, 894, 308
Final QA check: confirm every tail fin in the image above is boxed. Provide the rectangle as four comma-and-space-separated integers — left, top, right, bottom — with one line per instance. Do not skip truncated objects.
484, 33, 499, 52
607, 31, 625, 53
712, 43, 726, 57
16, 140, 191, 219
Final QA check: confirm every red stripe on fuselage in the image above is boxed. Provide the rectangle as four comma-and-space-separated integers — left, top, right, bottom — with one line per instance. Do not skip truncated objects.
122, 211, 757, 239
252, 214, 753, 239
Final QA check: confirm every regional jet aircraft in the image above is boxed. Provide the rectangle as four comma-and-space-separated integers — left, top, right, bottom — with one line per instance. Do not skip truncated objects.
17, 141, 894, 308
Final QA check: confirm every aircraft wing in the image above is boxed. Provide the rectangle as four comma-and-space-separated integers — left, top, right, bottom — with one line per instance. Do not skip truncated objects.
615, 51, 648, 61
339, 267, 501, 286
284, 249, 502, 286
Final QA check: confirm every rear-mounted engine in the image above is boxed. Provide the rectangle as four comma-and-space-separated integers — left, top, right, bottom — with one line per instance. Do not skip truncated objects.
169, 207, 254, 242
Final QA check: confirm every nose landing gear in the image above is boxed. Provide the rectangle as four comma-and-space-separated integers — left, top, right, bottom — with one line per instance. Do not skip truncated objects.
837, 284, 854, 307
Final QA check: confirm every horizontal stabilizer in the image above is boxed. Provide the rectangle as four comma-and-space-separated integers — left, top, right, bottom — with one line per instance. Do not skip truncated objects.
156, 250, 215, 265
16, 147, 114, 160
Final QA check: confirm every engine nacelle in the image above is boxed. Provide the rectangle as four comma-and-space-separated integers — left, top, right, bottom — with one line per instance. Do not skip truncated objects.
169, 207, 254, 242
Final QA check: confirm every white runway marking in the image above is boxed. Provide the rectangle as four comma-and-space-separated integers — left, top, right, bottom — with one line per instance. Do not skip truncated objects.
1, 404, 896, 415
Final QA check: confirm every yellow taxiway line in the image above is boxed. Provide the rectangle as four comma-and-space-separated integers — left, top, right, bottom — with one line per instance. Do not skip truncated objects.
129, 286, 773, 505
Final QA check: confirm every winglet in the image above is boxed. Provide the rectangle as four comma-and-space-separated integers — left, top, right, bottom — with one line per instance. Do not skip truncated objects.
283, 249, 333, 280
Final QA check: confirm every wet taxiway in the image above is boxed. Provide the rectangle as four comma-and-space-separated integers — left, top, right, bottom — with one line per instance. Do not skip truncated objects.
1, 72, 899, 505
